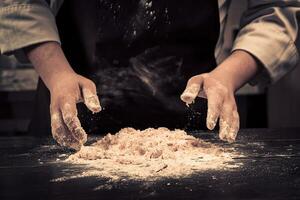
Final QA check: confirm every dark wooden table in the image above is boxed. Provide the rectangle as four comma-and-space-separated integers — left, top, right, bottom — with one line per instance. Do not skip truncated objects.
0, 129, 300, 200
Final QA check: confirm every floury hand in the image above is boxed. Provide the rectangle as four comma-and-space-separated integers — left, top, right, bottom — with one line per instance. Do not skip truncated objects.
50, 73, 101, 150
181, 73, 239, 143
181, 51, 260, 143
26, 42, 101, 150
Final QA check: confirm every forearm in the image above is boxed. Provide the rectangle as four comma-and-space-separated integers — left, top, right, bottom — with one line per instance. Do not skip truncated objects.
210, 50, 260, 92
25, 42, 75, 91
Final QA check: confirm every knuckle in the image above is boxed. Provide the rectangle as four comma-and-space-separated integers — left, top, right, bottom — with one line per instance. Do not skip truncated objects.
59, 95, 73, 106
83, 78, 96, 90
50, 104, 58, 114
220, 86, 229, 95
211, 84, 228, 97
50, 114, 61, 126
205, 80, 228, 97
61, 102, 77, 114
52, 125, 64, 136
206, 86, 224, 100
89, 81, 97, 90
233, 110, 239, 119
207, 107, 219, 117
222, 99, 236, 112
187, 75, 202, 85
223, 90, 235, 101
50, 96, 60, 110
54, 89, 78, 105
64, 114, 74, 125
51, 114, 59, 123
57, 98, 68, 109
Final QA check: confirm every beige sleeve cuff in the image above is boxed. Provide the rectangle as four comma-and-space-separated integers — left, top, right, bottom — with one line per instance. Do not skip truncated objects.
232, 22, 299, 86
0, 4, 61, 55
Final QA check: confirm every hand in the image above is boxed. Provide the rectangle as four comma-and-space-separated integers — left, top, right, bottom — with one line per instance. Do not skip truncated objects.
25, 42, 101, 150
180, 50, 260, 142
49, 72, 101, 150
181, 73, 239, 143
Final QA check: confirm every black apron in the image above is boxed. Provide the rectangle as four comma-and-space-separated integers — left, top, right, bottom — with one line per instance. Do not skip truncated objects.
29, 0, 220, 135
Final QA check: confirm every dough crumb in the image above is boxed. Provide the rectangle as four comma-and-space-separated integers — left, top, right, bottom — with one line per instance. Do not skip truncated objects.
63, 128, 242, 181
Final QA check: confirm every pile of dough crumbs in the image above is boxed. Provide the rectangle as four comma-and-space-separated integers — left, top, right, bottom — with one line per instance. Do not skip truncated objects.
64, 127, 241, 181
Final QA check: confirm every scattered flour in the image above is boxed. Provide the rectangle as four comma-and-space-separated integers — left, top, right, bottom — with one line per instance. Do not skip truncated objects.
57, 128, 242, 182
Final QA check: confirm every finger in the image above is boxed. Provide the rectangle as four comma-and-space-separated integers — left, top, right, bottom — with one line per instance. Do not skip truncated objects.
80, 80, 101, 113
61, 101, 87, 145
228, 110, 240, 142
219, 104, 233, 142
205, 88, 224, 130
180, 75, 204, 105
50, 111, 65, 146
50, 108, 82, 151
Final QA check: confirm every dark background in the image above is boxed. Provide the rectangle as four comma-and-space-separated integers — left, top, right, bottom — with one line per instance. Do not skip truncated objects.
0, 0, 299, 136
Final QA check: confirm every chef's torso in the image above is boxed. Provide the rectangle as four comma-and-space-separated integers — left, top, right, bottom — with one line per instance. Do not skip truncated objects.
30, 0, 220, 135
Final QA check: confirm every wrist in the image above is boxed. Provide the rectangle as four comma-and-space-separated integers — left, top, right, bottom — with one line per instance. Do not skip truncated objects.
210, 50, 259, 92
25, 42, 76, 90
47, 70, 78, 92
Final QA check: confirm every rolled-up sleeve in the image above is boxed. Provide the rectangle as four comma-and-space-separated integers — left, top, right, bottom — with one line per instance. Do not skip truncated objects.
0, 0, 61, 55
232, 0, 300, 85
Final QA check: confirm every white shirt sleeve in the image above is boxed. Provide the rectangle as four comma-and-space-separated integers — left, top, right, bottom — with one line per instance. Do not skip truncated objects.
0, 0, 62, 55
232, 0, 300, 85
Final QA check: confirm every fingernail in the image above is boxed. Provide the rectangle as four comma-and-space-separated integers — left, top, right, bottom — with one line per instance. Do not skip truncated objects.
180, 84, 200, 105
83, 89, 101, 113
74, 127, 87, 144
207, 112, 217, 130
219, 133, 226, 141
227, 136, 235, 143
228, 129, 238, 143
86, 95, 102, 113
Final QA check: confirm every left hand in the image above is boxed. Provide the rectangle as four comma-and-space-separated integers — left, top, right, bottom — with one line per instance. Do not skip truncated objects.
181, 73, 240, 143
180, 50, 260, 142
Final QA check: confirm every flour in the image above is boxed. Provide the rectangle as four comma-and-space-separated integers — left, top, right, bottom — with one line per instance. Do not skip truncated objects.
60, 128, 242, 182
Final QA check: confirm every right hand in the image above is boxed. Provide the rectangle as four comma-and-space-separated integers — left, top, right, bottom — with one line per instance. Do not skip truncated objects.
49, 72, 101, 150
24, 42, 101, 150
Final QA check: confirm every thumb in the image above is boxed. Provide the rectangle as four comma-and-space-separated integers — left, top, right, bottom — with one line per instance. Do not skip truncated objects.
80, 79, 101, 113
180, 75, 204, 105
